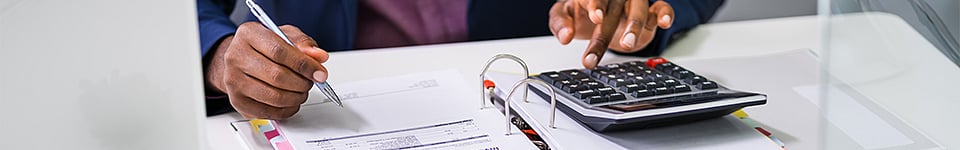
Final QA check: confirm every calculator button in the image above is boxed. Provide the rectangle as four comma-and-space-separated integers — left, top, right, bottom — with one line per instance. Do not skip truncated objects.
609, 78, 633, 87
634, 89, 654, 97
672, 85, 692, 93
673, 70, 694, 79
600, 74, 622, 82
589, 70, 615, 78
655, 62, 676, 71
685, 76, 706, 84
560, 70, 589, 79
582, 81, 604, 89
662, 79, 680, 86
601, 64, 622, 69
585, 95, 608, 104
642, 81, 664, 88
654, 87, 673, 95
631, 76, 652, 83
554, 79, 578, 87
606, 93, 627, 101
563, 84, 588, 93
648, 73, 668, 81
612, 68, 631, 73
574, 90, 599, 99
662, 66, 683, 74
539, 72, 566, 83
698, 81, 719, 90
638, 68, 655, 74
576, 77, 594, 82
620, 84, 642, 93
646, 57, 669, 68
596, 87, 616, 95
622, 61, 644, 67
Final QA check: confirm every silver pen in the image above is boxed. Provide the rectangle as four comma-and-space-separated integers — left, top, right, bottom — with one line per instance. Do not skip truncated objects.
245, 0, 343, 107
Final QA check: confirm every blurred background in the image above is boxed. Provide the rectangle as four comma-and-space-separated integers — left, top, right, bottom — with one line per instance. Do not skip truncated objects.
715, 0, 958, 65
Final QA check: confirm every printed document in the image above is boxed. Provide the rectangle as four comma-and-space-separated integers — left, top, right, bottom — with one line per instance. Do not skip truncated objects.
276, 70, 535, 150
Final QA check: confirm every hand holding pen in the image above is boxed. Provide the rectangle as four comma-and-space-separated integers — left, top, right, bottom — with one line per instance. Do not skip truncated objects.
204, 0, 341, 120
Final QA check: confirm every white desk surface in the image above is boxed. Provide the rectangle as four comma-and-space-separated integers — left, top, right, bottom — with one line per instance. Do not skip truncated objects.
206, 13, 960, 149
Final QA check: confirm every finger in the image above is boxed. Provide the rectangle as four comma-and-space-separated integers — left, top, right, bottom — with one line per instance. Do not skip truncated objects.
619, 0, 649, 49
230, 95, 301, 120
583, 0, 625, 69
577, 0, 607, 24
231, 44, 313, 93
279, 25, 330, 63
636, 13, 659, 49
237, 22, 328, 82
572, 1, 596, 39
237, 73, 309, 108
549, 1, 575, 45
650, 0, 674, 29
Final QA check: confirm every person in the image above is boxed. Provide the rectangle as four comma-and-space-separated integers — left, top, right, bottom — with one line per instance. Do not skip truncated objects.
198, 0, 725, 119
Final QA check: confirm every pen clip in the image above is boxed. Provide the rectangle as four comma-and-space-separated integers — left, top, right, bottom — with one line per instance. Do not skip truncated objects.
245, 0, 294, 45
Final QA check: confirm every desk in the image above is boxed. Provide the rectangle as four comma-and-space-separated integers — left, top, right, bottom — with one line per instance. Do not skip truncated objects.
206, 13, 960, 149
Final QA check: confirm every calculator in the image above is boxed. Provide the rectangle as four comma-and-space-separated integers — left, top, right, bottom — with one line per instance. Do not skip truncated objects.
529, 57, 766, 132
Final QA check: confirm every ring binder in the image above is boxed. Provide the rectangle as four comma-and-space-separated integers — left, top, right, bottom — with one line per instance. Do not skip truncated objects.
479, 54, 530, 109
502, 78, 558, 135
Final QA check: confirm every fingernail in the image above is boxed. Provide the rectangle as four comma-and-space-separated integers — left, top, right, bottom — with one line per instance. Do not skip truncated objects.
313, 71, 327, 82
594, 9, 604, 21
662, 15, 671, 23
313, 47, 323, 51
558, 28, 571, 40
584, 53, 598, 67
622, 32, 636, 48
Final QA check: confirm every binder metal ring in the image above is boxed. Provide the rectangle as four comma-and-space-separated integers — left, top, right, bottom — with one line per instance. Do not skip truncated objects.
503, 78, 558, 135
479, 54, 529, 109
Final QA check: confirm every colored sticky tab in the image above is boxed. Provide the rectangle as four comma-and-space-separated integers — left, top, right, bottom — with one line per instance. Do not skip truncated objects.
249, 119, 271, 132
733, 109, 749, 119
264, 129, 281, 140
275, 140, 294, 150
755, 127, 772, 136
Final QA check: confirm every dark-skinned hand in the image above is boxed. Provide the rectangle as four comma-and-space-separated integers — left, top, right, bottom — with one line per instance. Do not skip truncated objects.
549, 0, 675, 68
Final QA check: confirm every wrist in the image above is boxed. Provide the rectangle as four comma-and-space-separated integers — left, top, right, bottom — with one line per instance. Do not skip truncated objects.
206, 35, 234, 93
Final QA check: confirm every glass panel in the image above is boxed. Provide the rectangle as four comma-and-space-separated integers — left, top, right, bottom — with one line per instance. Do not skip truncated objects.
819, 0, 958, 149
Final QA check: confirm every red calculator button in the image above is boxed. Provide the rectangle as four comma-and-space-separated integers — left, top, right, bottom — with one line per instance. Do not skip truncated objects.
646, 57, 669, 68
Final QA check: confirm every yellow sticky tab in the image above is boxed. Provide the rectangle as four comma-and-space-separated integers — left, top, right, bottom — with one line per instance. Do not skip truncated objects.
733, 109, 749, 119
249, 119, 271, 132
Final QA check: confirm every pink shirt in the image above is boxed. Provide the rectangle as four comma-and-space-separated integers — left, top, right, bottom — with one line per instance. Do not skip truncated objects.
355, 0, 469, 49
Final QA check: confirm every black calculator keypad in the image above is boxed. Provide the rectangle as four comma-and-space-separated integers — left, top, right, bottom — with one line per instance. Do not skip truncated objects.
537, 57, 723, 111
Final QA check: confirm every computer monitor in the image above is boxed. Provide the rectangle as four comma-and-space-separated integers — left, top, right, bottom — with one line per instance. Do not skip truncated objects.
1, 0, 206, 149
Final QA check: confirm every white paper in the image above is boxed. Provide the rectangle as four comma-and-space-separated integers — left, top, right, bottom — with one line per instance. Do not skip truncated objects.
277, 70, 535, 150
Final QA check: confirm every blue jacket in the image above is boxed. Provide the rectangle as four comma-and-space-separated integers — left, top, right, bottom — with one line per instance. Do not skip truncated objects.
198, 0, 724, 115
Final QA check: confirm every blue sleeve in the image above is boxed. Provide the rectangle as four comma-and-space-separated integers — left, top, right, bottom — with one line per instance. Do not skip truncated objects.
197, 0, 237, 57
197, 0, 238, 116
617, 0, 725, 56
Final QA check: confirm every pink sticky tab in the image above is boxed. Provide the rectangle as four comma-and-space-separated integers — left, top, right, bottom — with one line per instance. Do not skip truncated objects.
275, 140, 294, 150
